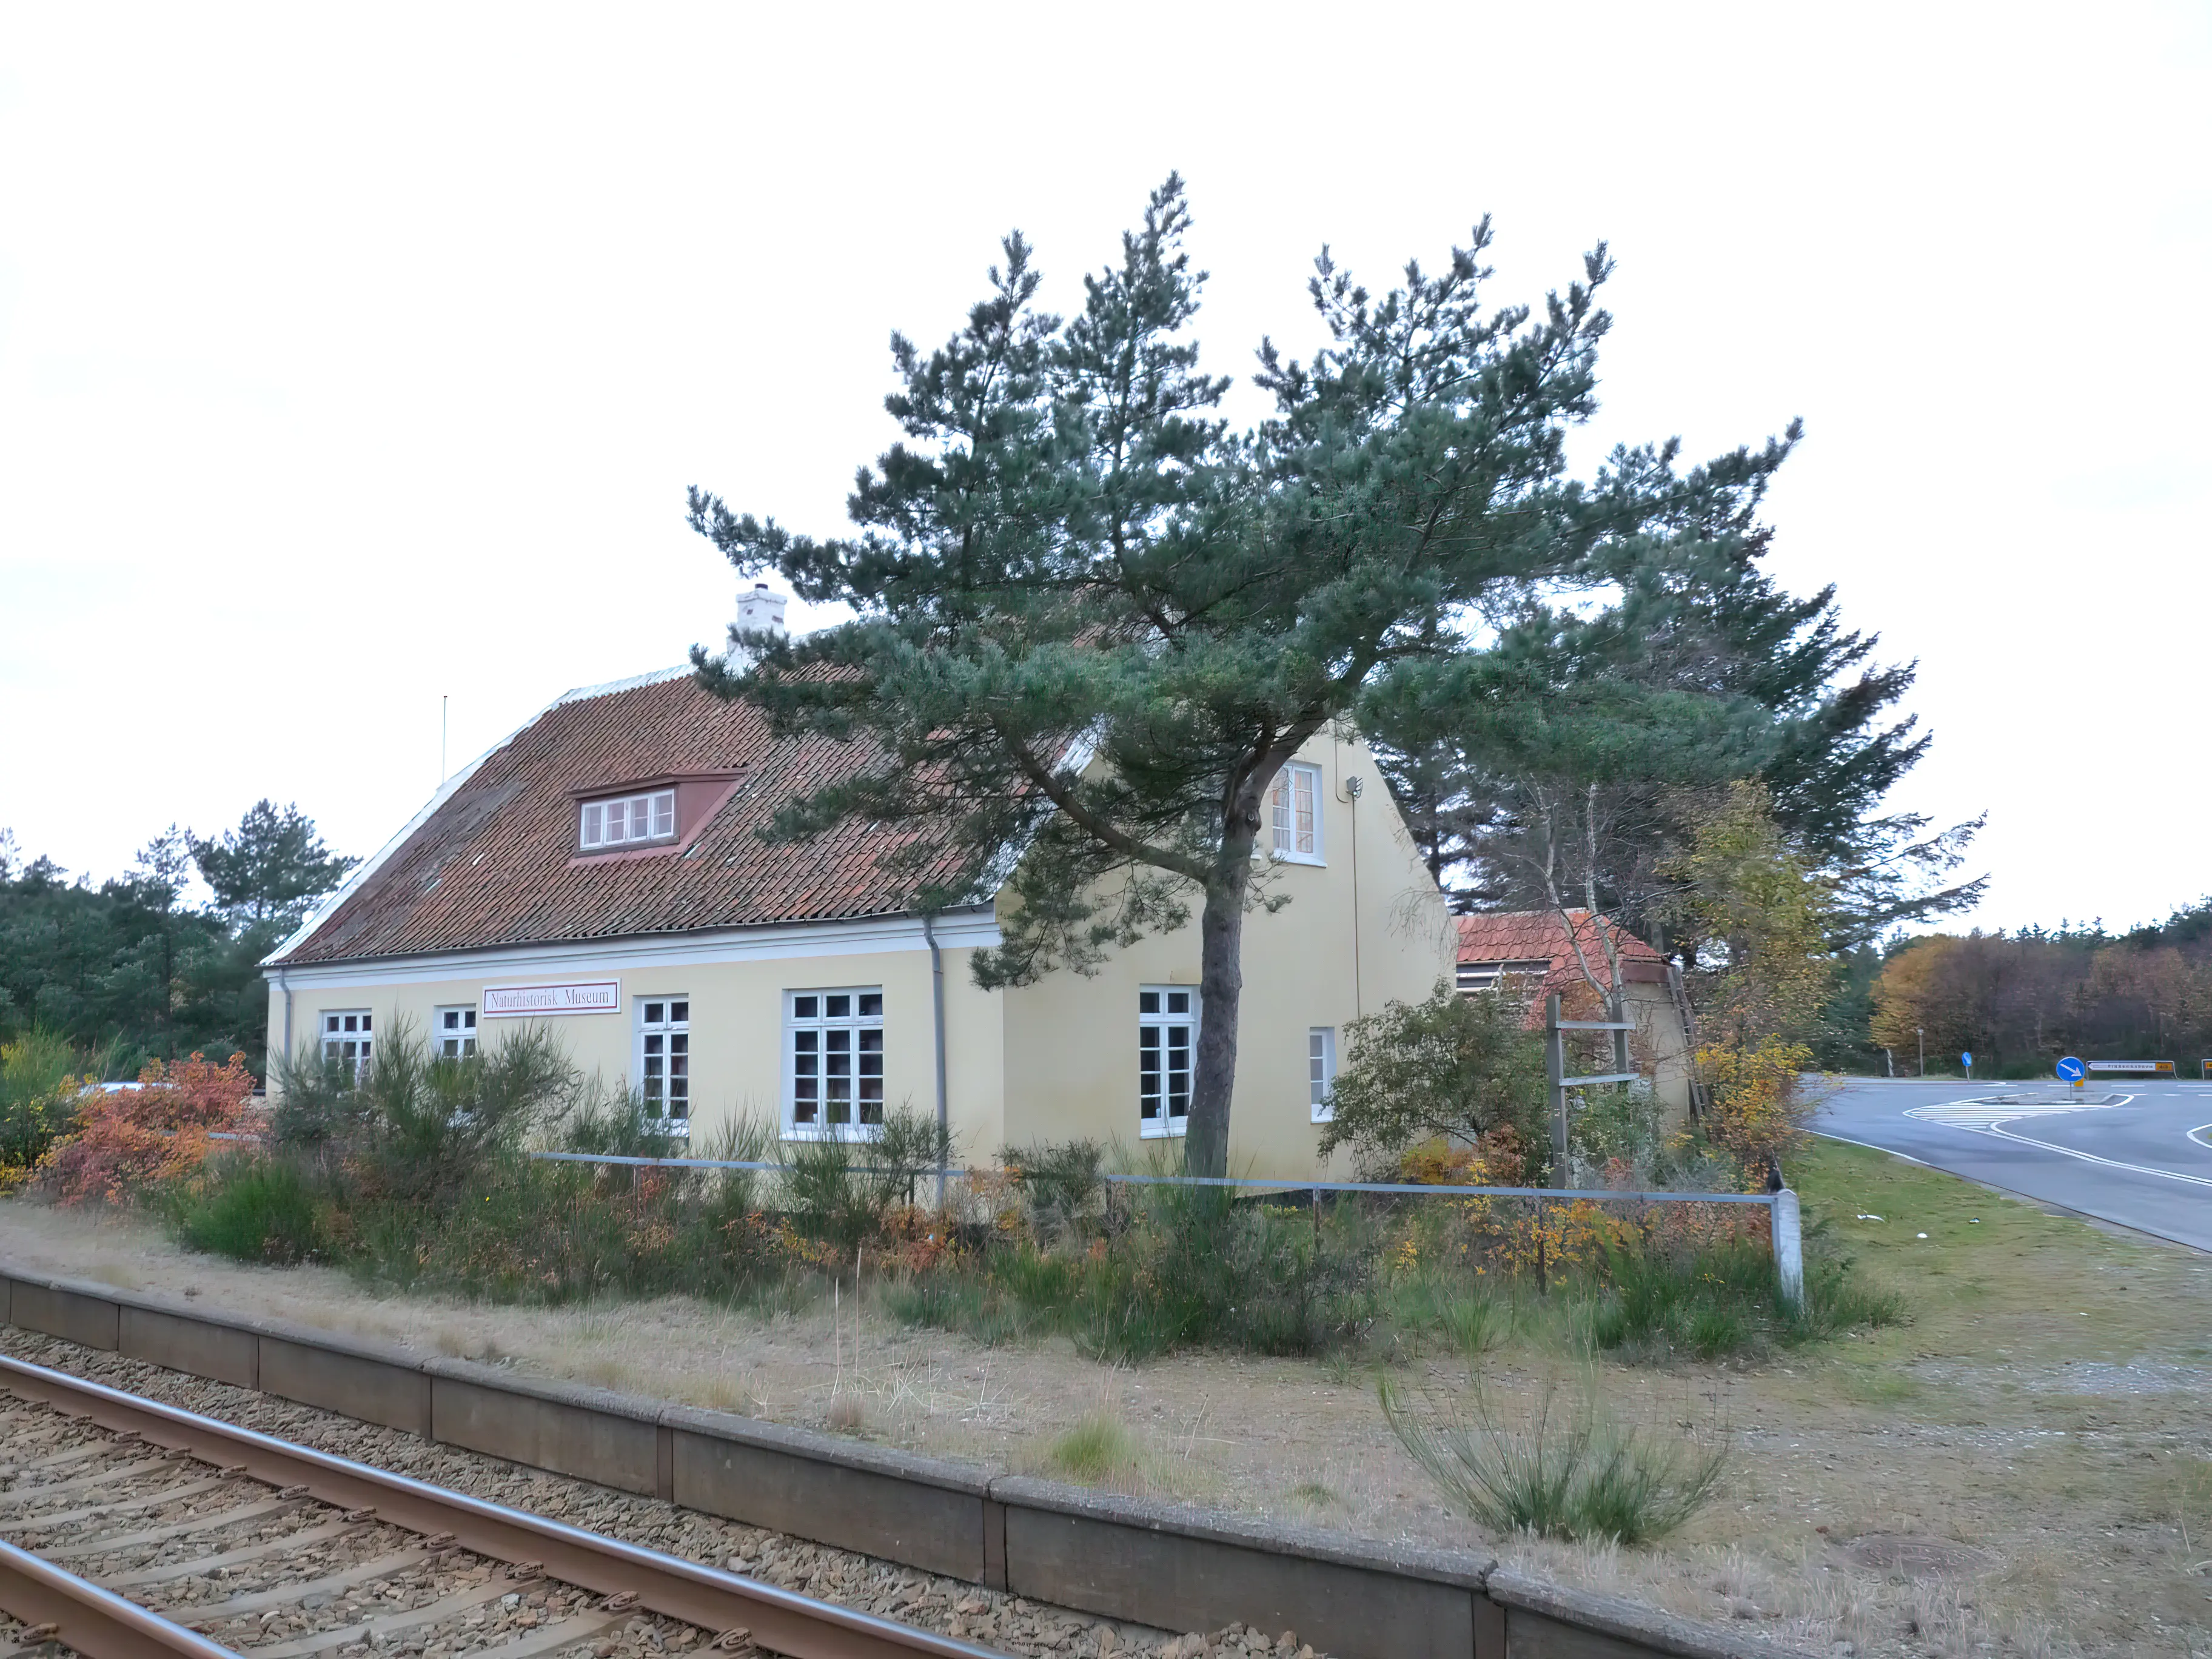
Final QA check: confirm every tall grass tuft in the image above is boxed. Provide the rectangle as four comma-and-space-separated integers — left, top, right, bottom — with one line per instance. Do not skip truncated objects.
1045, 1412, 1141, 1484
1587, 1238, 1905, 1361
174, 1156, 330, 1264
1379, 1372, 1727, 1546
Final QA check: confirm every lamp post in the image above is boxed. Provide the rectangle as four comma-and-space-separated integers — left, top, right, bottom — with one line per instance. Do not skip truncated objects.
1916, 1027, 1925, 1078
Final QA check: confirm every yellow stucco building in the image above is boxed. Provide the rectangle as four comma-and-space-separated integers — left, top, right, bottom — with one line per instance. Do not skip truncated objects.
264, 655, 1453, 1179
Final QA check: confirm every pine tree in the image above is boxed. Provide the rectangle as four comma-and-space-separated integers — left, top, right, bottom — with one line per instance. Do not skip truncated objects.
1368, 540, 1984, 945
192, 800, 357, 936
689, 179, 1792, 1175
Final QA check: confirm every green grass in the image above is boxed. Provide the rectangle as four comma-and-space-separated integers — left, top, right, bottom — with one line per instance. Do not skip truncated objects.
1788, 1133, 2189, 1366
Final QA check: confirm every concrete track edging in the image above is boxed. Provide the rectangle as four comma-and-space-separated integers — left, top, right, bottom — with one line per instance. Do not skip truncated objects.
0, 1270, 1811, 1659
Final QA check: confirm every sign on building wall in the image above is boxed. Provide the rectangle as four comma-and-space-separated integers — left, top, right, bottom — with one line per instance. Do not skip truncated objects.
482, 980, 620, 1017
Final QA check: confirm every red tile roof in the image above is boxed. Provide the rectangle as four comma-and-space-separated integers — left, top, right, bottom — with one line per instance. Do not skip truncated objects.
275, 668, 985, 965
1456, 909, 1667, 994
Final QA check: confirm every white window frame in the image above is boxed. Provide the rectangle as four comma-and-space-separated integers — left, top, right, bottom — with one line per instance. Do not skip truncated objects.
1309, 1026, 1338, 1122
319, 1008, 374, 1080
1458, 959, 1551, 994
636, 996, 691, 1133
785, 987, 885, 1140
1269, 762, 1324, 864
433, 1004, 478, 1059
1138, 985, 1199, 1138
580, 788, 677, 851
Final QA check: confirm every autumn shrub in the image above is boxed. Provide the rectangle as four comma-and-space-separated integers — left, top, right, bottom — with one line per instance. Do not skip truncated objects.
1318, 984, 1552, 1181
2, 1028, 79, 1114
39, 1052, 256, 1205
1695, 1036, 1815, 1174
0, 1028, 116, 1176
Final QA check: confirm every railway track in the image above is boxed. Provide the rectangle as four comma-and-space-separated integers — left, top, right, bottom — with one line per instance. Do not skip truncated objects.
0, 1354, 1009, 1659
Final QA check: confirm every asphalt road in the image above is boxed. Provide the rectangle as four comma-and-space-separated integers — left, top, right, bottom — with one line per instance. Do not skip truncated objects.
1813, 1077, 2212, 1254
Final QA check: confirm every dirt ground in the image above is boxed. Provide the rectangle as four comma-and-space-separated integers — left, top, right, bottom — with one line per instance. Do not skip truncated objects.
1, 1140, 2207, 1658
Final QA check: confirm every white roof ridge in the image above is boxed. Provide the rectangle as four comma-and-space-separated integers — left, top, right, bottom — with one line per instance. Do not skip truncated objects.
552, 663, 695, 706
266, 663, 699, 968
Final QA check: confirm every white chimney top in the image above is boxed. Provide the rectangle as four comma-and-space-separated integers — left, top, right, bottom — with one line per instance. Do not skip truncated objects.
736, 581, 788, 642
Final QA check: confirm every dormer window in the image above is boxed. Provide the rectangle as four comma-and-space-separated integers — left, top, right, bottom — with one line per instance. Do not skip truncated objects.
580, 788, 675, 851
568, 769, 745, 862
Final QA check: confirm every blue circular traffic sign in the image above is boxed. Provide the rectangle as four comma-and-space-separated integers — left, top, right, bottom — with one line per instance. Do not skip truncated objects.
2056, 1056, 2085, 1082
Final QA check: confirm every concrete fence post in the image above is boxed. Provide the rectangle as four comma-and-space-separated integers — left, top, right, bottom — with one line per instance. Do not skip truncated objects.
1771, 1188, 1804, 1310
1544, 994, 1567, 1178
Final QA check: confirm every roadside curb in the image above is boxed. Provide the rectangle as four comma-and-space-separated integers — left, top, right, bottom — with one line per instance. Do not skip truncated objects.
0, 1269, 1815, 1659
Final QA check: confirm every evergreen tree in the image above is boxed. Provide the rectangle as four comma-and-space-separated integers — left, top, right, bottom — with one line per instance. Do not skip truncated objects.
1369, 540, 1983, 945
0, 805, 354, 1073
192, 800, 358, 936
689, 179, 1791, 1175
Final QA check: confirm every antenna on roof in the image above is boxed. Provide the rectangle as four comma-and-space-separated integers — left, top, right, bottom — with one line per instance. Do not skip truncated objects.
441, 695, 448, 785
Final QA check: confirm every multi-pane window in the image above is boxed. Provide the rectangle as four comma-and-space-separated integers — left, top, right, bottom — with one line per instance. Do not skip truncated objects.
434, 1005, 478, 1059
579, 789, 676, 851
1309, 1027, 1338, 1122
320, 1010, 373, 1079
1138, 987, 1199, 1137
1457, 959, 1551, 994
1269, 762, 1323, 863
637, 998, 690, 1127
787, 989, 884, 1135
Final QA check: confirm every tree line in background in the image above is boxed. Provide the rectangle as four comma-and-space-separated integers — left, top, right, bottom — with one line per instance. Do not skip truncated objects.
0, 803, 355, 1078
1857, 905, 2212, 1077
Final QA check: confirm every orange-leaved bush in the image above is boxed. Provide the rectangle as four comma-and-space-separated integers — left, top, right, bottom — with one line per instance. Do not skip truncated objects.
1694, 1036, 1812, 1176
40, 1053, 257, 1205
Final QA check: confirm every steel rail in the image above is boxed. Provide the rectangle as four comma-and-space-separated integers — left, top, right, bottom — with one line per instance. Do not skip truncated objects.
0, 1355, 1008, 1659
0, 1537, 247, 1659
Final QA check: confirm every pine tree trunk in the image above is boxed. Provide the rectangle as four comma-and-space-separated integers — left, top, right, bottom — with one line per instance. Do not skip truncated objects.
1184, 866, 1248, 1179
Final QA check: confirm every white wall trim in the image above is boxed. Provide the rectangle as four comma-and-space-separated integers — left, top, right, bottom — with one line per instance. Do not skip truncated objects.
262, 907, 1003, 991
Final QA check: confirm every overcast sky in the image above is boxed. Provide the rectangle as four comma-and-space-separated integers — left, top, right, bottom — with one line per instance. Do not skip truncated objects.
4, 4, 2206, 934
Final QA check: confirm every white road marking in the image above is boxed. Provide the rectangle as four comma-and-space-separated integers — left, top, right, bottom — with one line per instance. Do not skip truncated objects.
1809, 1130, 1932, 1165
1897, 1093, 2212, 1187
2188, 1124, 2212, 1151
1903, 1096, 2125, 1128
1982, 1120, 2212, 1191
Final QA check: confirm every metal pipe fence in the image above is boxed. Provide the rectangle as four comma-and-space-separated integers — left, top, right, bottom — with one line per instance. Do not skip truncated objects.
526, 1151, 1774, 1202
524, 1150, 1805, 1304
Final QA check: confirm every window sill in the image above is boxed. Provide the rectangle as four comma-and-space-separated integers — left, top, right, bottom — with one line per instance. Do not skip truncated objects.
783, 1124, 886, 1143
1269, 850, 1326, 868
1310, 1110, 1334, 1125
568, 837, 683, 867
1138, 1121, 1188, 1139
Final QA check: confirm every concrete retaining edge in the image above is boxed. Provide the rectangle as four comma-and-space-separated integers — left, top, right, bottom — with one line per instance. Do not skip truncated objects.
0, 1269, 1811, 1659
